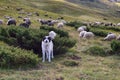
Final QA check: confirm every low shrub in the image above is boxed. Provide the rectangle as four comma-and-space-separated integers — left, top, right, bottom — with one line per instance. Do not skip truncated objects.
89, 28, 108, 37
86, 46, 106, 56
0, 45, 40, 68
111, 40, 120, 54
66, 21, 85, 29
40, 26, 69, 37
0, 26, 76, 56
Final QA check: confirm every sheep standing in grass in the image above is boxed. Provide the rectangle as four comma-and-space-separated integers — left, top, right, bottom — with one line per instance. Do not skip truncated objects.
104, 33, 116, 41
49, 31, 57, 40
77, 26, 87, 32
83, 32, 94, 39
57, 22, 64, 28
19, 18, 31, 28
79, 31, 87, 38
23, 18, 31, 26
0, 19, 3, 25
7, 18, 16, 26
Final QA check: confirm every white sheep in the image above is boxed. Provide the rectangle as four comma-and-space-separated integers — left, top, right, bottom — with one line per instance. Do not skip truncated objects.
57, 22, 64, 28
49, 31, 57, 40
83, 32, 94, 39
79, 31, 87, 38
104, 33, 116, 41
77, 26, 87, 32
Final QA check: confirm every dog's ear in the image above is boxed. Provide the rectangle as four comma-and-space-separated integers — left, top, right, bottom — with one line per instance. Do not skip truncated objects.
48, 37, 52, 41
42, 37, 46, 41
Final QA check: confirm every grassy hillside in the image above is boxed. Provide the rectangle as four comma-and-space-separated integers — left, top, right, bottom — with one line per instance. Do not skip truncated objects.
0, 0, 120, 23
0, 0, 120, 80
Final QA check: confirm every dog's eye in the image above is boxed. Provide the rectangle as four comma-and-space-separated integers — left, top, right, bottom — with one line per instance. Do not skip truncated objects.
48, 37, 51, 41
42, 37, 46, 41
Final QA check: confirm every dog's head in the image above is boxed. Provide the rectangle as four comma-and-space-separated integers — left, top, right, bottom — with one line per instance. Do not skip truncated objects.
42, 36, 52, 43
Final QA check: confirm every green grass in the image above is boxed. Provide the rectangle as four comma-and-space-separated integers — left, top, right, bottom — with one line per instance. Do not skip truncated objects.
0, 0, 120, 80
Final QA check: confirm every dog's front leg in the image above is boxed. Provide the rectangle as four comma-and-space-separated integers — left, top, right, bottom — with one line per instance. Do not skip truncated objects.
48, 51, 51, 62
42, 50, 45, 62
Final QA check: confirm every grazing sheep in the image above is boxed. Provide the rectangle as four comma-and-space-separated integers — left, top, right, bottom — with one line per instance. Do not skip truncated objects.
0, 19, 3, 25
104, 33, 116, 41
83, 32, 94, 39
23, 18, 31, 25
38, 19, 48, 25
19, 23, 29, 28
49, 31, 57, 40
57, 22, 64, 28
117, 23, 120, 26
77, 26, 87, 32
79, 31, 87, 38
117, 35, 120, 40
7, 18, 16, 26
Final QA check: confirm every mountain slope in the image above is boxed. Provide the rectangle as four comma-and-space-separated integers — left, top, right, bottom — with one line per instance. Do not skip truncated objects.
0, 0, 120, 23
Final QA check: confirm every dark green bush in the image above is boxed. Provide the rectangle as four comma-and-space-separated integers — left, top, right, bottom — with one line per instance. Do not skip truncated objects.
66, 21, 84, 29
86, 46, 106, 56
0, 45, 40, 68
91, 26, 120, 32
62, 60, 79, 67
111, 40, 120, 53
89, 28, 108, 37
40, 26, 69, 37
0, 26, 76, 56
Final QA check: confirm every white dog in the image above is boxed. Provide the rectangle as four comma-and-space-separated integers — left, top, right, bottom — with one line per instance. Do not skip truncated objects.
41, 36, 54, 62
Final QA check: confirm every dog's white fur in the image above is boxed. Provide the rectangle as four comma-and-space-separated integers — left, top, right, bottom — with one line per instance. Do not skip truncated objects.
41, 36, 53, 62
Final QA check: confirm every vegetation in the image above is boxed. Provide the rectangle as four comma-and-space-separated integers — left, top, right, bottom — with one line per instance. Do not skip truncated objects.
0, 26, 76, 55
111, 40, 120, 54
0, 44, 39, 68
0, 0, 120, 80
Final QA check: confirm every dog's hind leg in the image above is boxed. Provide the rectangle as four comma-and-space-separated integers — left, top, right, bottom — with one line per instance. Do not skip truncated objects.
48, 51, 51, 62
51, 50, 54, 59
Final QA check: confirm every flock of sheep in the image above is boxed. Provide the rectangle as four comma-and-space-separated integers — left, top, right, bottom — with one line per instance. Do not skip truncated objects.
77, 25, 120, 41
0, 17, 66, 29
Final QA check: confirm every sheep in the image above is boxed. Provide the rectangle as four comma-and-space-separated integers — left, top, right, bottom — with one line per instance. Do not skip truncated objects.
83, 32, 94, 39
7, 18, 16, 26
23, 18, 31, 25
19, 23, 29, 28
57, 22, 64, 28
77, 26, 87, 32
79, 31, 87, 38
49, 31, 57, 40
117, 23, 120, 26
0, 19, 3, 25
104, 33, 116, 41
38, 19, 48, 25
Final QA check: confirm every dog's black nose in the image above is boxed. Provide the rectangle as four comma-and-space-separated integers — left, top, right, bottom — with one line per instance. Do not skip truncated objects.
45, 40, 48, 43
